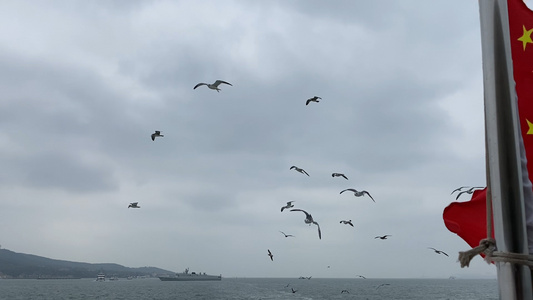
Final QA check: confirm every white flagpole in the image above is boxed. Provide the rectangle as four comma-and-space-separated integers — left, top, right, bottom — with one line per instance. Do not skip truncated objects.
479, 0, 532, 298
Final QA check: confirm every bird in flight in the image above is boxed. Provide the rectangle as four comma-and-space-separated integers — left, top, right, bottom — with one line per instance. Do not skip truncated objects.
128, 202, 140, 208
290, 166, 309, 176
428, 247, 449, 256
340, 220, 354, 227
332, 173, 348, 180
306, 96, 321, 105
279, 231, 294, 238
376, 283, 390, 289
291, 209, 321, 239
193, 80, 232, 92
452, 186, 484, 200
151, 131, 164, 141
356, 275, 366, 279
291, 288, 298, 293
267, 249, 273, 261
375, 235, 391, 240
281, 201, 295, 212
341, 290, 350, 294
340, 188, 375, 202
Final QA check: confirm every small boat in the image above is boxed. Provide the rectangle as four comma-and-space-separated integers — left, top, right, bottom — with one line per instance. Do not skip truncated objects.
96, 273, 105, 281
158, 268, 221, 281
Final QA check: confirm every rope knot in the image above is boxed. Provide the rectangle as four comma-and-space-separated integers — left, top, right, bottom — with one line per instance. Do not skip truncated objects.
458, 238, 496, 268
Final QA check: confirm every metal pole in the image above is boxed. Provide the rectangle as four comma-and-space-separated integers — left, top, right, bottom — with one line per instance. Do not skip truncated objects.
479, 0, 532, 299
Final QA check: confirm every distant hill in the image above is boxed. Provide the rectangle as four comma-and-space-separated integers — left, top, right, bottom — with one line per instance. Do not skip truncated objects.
0, 248, 174, 279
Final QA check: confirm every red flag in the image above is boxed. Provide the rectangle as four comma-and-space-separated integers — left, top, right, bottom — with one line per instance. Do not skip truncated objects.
443, 0, 533, 248
443, 188, 493, 249
511, 0, 533, 174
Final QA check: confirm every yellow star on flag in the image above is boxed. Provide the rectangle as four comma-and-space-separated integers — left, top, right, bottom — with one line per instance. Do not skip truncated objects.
518, 25, 533, 51
527, 119, 533, 134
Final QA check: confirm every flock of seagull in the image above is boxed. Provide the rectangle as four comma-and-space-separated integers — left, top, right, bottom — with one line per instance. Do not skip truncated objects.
270, 91, 459, 287
279, 167, 378, 241
128, 79, 461, 293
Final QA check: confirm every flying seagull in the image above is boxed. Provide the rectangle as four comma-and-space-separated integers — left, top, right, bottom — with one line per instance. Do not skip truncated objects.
376, 283, 390, 289
267, 249, 274, 261
375, 235, 391, 240
151, 131, 164, 141
453, 186, 484, 200
128, 202, 140, 208
279, 231, 294, 238
341, 290, 350, 294
193, 80, 232, 92
332, 173, 348, 180
291, 288, 298, 293
356, 275, 366, 279
306, 96, 321, 105
290, 209, 321, 239
340, 220, 354, 227
428, 247, 449, 257
281, 201, 295, 212
290, 166, 309, 176
340, 188, 375, 202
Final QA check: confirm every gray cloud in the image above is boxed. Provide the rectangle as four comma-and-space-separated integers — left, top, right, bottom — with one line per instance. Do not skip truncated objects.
0, 0, 493, 279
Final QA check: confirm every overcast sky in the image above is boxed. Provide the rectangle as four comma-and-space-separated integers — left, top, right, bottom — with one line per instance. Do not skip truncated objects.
0, 0, 509, 279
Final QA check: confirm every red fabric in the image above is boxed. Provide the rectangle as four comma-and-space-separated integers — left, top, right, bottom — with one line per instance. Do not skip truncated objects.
443, 188, 493, 249
510, 0, 533, 178
443, 0, 533, 249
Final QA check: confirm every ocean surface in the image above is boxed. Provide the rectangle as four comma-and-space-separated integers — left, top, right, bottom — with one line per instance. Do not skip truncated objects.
0, 277, 498, 300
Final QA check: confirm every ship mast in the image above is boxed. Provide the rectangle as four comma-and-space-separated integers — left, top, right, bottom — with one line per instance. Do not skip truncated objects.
479, 0, 532, 298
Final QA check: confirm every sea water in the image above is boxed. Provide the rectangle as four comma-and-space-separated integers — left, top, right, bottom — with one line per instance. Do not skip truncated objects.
0, 278, 498, 300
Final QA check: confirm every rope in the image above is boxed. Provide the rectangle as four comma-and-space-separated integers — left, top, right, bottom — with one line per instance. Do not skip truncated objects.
458, 238, 496, 268
459, 238, 533, 268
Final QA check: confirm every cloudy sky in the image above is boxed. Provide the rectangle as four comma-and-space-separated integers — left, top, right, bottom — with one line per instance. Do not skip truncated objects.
0, 0, 515, 279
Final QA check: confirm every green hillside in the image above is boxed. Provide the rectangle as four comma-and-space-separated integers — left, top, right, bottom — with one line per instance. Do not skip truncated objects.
0, 249, 174, 279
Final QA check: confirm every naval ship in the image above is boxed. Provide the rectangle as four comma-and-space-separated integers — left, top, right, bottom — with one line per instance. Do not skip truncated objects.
158, 268, 221, 281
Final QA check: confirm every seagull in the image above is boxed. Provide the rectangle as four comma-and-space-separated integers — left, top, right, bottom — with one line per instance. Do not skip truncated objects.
193, 80, 232, 92
428, 247, 449, 256
341, 290, 350, 294
340, 188, 375, 202
332, 173, 348, 180
267, 249, 273, 261
376, 283, 390, 289
340, 220, 354, 227
291, 288, 298, 293
454, 186, 485, 200
356, 275, 366, 279
375, 235, 391, 240
290, 209, 321, 239
290, 166, 309, 176
305, 96, 321, 105
151, 131, 164, 141
281, 201, 295, 212
128, 202, 140, 208
279, 231, 294, 238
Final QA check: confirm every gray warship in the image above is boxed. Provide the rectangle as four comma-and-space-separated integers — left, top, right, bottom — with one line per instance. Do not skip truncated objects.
158, 268, 221, 281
